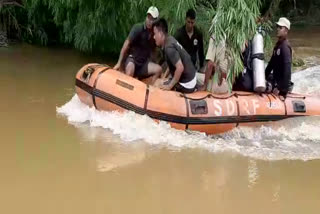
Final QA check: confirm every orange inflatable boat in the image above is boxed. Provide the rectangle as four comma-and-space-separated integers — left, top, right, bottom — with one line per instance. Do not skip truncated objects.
75, 63, 320, 135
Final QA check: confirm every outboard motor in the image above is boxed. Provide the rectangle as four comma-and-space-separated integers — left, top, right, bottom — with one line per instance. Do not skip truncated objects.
252, 27, 266, 92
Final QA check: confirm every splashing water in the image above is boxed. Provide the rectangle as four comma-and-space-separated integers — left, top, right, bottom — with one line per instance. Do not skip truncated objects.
57, 66, 320, 161
292, 65, 320, 95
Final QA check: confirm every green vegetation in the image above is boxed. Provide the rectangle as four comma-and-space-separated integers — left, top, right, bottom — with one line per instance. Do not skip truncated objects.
0, 1, 24, 40
0, 0, 265, 51
1, 0, 198, 53
1, 0, 319, 82
2, 0, 319, 51
208, 0, 264, 85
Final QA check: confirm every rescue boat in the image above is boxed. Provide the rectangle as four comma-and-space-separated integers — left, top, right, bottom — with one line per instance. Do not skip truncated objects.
75, 63, 320, 135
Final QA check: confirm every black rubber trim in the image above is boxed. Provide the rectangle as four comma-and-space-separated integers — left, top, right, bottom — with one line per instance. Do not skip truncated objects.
144, 85, 150, 110
287, 95, 306, 99
92, 68, 109, 109
181, 92, 276, 101
181, 93, 235, 100
236, 100, 240, 127
76, 79, 93, 94
281, 97, 288, 116
76, 79, 305, 125
184, 95, 190, 129
251, 53, 265, 60
270, 93, 277, 99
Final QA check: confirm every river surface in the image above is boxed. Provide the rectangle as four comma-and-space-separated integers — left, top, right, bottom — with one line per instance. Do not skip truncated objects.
1, 27, 320, 214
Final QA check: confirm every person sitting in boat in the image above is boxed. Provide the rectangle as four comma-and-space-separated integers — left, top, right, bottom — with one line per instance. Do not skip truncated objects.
152, 18, 197, 93
174, 8, 205, 71
197, 35, 229, 94
265, 17, 293, 97
113, 6, 162, 85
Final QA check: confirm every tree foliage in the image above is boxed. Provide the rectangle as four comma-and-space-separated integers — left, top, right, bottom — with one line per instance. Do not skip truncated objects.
208, 0, 264, 87
2, 0, 320, 83
19, 0, 197, 53
4, 0, 319, 52
0, 0, 23, 36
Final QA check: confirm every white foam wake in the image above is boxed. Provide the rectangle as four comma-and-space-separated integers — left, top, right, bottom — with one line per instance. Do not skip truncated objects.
292, 65, 320, 95
57, 66, 320, 161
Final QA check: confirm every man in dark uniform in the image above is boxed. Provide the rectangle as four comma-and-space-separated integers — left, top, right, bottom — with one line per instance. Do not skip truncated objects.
174, 9, 204, 70
265, 17, 293, 97
153, 18, 197, 93
113, 6, 162, 85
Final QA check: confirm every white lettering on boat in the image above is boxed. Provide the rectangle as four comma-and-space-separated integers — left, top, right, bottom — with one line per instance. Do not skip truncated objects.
213, 100, 222, 116
243, 100, 250, 115
213, 100, 236, 116
226, 100, 236, 115
212, 99, 261, 116
252, 99, 260, 115
266, 102, 280, 109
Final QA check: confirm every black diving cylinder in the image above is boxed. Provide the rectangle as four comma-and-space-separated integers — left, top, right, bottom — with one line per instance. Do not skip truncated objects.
252, 27, 266, 92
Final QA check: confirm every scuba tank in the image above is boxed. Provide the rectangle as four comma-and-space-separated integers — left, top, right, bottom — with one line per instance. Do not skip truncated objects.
252, 27, 266, 92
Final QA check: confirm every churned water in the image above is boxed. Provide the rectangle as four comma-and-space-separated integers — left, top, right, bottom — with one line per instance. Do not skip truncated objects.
57, 66, 320, 161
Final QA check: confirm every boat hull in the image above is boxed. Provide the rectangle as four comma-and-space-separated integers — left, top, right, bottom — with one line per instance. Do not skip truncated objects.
75, 64, 320, 135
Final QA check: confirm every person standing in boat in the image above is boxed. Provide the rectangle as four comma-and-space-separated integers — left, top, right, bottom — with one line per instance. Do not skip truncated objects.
174, 9, 205, 71
152, 18, 197, 93
265, 17, 293, 97
113, 6, 162, 84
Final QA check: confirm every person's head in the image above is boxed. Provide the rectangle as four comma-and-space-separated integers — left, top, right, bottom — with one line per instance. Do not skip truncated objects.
185, 8, 196, 33
153, 18, 168, 47
146, 6, 159, 29
276, 17, 290, 39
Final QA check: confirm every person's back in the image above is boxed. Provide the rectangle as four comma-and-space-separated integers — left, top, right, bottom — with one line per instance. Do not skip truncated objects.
164, 36, 196, 85
153, 18, 196, 93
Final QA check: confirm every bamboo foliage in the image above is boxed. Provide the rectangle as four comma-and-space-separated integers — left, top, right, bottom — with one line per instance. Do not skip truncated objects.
0, 1, 23, 34
0, 1, 46, 45
150, 0, 196, 34
2, 0, 278, 83
208, 0, 264, 87
262, 0, 282, 19
21, 0, 197, 53
195, 0, 216, 48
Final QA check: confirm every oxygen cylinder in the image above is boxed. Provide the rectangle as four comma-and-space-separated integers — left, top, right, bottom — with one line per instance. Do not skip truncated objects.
252, 29, 266, 92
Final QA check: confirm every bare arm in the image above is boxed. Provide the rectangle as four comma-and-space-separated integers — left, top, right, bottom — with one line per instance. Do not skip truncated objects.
161, 67, 170, 79
165, 60, 184, 90
114, 39, 130, 70
200, 60, 216, 90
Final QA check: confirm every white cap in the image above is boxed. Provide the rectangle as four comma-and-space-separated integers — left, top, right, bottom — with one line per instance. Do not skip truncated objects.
276, 17, 291, 30
147, 6, 159, 19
